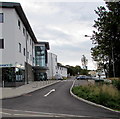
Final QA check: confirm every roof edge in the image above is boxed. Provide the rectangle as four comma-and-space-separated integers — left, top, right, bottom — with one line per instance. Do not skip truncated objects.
0, 2, 37, 43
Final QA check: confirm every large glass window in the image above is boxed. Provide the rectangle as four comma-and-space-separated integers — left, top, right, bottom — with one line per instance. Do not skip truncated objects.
0, 39, 4, 49
0, 13, 3, 23
2, 68, 15, 82
34, 72, 47, 81
15, 68, 25, 82
35, 46, 46, 67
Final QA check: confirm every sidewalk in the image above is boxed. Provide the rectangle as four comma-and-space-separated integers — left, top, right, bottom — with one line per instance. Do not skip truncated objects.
0, 80, 59, 99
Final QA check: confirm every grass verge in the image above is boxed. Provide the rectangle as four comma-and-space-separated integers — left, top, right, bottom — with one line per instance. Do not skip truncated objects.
72, 84, 120, 110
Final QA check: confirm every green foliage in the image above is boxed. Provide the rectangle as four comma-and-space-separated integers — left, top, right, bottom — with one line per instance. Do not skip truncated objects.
112, 79, 120, 90
66, 65, 82, 76
80, 69, 89, 75
66, 65, 89, 76
72, 84, 120, 110
91, 2, 120, 77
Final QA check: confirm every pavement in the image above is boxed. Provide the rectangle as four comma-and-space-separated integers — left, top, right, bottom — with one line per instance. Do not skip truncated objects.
0, 80, 60, 99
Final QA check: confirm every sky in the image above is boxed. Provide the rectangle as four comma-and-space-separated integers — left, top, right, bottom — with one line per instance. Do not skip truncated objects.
2, 0, 106, 70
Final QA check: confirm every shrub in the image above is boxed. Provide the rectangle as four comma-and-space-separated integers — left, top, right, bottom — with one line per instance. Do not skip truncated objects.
112, 79, 120, 90
72, 84, 120, 110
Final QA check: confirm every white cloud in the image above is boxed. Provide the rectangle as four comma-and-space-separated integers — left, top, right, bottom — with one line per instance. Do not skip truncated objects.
2, 0, 106, 69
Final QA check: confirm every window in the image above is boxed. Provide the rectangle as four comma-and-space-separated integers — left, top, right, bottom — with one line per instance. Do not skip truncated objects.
55, 57, 57, 62
0, 39, 4, 49
30, 39, 31, 45
32, 42, 34, 48
27, 52, 29, 59
33, 57, 35, 64
19, 43, 21, 53
30, 55, 32, 61
23, 27, 25, 36
23, 48, 26, 56
26, 33, 28, 40
35, 46, 46, 67
0, 13, 3, 23
18, 20, 21, 29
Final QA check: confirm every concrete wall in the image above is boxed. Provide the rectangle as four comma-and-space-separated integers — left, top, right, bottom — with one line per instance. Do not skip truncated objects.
25, 62, 34, 84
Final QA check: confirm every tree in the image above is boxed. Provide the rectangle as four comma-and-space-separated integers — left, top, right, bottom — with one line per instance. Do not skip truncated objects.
66, 65, 90, 76
91, 2, 120, 77
66, 65, 82, 76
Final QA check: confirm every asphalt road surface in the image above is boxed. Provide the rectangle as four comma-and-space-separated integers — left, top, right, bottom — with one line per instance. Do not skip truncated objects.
1, 77, 120, 119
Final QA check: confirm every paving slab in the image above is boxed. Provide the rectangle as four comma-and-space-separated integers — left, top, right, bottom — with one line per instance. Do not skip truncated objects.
0, 80, 60, 99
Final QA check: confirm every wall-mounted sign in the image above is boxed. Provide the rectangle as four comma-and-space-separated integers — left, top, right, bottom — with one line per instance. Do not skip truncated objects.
0, 64, 13, 67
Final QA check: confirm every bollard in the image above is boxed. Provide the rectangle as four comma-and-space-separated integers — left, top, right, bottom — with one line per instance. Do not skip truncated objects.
2, 80, 4, 88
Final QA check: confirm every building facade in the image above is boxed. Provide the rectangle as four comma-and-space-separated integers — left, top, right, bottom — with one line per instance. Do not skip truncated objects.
0, 2, 49, 87
47, 52, 57, 79
33, 42, 49, 81
57, 63, 68, 78
47, 52, 68, 79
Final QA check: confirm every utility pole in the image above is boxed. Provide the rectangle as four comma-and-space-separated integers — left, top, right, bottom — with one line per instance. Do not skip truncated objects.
112, 47, 115, 77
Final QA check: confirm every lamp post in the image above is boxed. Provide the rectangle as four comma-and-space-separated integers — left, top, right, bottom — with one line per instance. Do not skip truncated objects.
85, 34, 115, 78
84, 35, 91, 37
112, 46, 115, 78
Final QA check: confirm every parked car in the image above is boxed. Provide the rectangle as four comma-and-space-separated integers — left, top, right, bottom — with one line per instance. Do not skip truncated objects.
76, 75, 87, 80
55, 74, 63, 80
92, 77, 104, 82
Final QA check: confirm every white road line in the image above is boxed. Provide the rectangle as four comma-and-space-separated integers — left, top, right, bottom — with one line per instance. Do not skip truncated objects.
44, 89, 55, 97
0, 111, 12, 115
14, 113, 50, 117
2, 108, 91, 117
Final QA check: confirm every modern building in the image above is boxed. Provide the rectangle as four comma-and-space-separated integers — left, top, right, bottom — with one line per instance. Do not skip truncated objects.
47, 52, 57, 79
47, 52, 68, 79
57, 63, 68, 78
0, 2, 49, 87
33, 42, 49, 81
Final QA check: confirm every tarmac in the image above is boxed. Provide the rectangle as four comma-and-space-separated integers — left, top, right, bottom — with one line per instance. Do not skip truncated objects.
0, 80, 60, 99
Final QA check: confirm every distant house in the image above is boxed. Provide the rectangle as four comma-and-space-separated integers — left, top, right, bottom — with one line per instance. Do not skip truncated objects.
57, 63, 68, 78
47, 53, 68, 79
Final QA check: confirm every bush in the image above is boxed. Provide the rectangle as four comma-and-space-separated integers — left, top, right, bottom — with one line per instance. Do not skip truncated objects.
112, 79, 120, 90
72, 84, 120, 110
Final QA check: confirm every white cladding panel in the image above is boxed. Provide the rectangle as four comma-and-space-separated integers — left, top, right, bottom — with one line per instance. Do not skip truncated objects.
14, 9, 26, 67
0, 8, 35, 68
1, 8, 16, 66
47, 52, 57, 79
58, 66, 67, 78
0, 8, 3, 64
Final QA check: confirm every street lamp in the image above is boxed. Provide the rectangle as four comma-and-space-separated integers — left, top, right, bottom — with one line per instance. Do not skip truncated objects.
85, 34, 115, 78
84, 35, 91, 37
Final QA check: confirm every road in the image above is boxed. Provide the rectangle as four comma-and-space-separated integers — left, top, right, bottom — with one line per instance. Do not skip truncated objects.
1, 77, 120, 119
